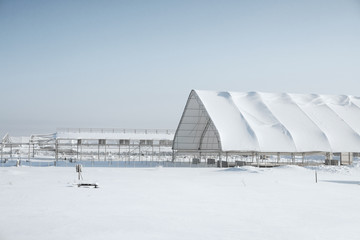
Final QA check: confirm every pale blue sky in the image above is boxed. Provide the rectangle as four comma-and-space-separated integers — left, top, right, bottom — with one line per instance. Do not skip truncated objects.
1, 0, 360, 136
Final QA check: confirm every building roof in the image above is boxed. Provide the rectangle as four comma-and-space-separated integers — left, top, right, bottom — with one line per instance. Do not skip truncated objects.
56, 129, 174, 141
173, 90, 360, 153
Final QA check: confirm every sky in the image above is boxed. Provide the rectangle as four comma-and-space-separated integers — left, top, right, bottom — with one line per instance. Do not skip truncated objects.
1, 0, 360, 137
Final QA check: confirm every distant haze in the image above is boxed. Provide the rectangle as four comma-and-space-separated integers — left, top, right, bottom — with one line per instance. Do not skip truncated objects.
1, 0, 359, 136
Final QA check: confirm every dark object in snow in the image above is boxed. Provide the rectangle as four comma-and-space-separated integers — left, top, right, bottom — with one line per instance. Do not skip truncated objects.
77, 183, 98, 188
192, 158, 200, 164
207, 158, 215, 165
76, 164, 83, 180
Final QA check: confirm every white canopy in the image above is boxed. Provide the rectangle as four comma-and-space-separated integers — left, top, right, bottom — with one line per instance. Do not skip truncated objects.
173, 90, 360, 153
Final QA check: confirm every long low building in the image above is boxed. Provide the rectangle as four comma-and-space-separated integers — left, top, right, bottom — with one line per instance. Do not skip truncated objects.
56, 128, 173, 145
1, 129, 174, 163
172, 90, 360, 165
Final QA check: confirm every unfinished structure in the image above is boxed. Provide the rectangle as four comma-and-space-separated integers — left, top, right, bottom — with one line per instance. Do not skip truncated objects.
55, 128, 174, 162
172, 90, 360, 166
1, 129, 174, 166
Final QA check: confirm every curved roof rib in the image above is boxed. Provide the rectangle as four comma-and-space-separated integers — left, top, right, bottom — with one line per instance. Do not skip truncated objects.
229, 91, 297, 152
195, 90, 260, 152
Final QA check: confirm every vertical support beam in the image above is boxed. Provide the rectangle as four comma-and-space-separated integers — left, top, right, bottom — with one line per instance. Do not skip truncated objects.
105, 142, 107, 161
145, 146, 147, 166
219, 152, 222, 168
256, 153, 259, 167
226, 152, 228, 167
76, 143, 79, 160
118, 141, 121, 160
128, 143, 130, 163
98, 143, 100, 161
80, 142, 82, 161
55, 140, 58, 162
152, 144, 154, 162
302, 153, 305, 165
28, 141, 31, 162
277, 152, 280, 163
1, 142, 3, 163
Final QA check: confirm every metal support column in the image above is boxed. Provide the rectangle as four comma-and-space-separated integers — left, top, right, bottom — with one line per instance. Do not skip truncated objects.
98, 143, 100, 161
28, 141, 31, 162
302, 153, 305, 164
226, 152, 228, 167
118, 142, 121, 160
55, 140, 58, 161
219, 152, 222, 168
1, 143, 3, 163
105, 143, 107, 161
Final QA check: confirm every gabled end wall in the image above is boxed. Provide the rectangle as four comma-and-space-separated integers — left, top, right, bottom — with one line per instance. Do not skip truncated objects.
172, 90, 221, 152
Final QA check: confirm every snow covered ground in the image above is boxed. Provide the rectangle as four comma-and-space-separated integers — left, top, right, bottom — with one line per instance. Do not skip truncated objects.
1, 163, 360, 240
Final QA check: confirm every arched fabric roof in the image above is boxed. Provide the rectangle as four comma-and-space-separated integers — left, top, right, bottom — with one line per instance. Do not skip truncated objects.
173, 90, 360, 153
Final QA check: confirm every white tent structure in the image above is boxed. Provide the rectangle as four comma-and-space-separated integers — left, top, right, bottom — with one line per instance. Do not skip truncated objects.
173, 90, 360, 165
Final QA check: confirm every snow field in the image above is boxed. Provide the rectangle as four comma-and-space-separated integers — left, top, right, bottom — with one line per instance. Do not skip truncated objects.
1, 165, 360, 240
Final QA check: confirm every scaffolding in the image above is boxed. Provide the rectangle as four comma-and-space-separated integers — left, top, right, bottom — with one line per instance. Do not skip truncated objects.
1, 128, 175, 166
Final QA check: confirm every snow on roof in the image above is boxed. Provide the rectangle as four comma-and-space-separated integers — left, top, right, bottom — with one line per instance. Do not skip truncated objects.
173, 90, 360, 153
56, 129, 174, 141
8, 136, 31, 144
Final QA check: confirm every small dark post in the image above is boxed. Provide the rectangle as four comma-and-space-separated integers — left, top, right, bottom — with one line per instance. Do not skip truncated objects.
76, 164, 83, 180
315, 170, 318, 183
